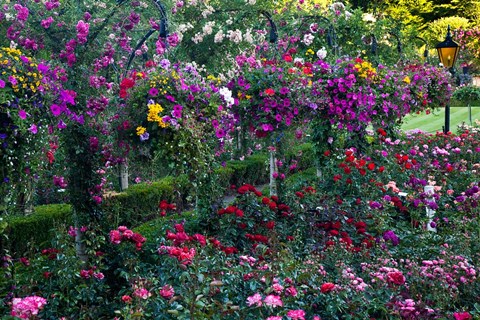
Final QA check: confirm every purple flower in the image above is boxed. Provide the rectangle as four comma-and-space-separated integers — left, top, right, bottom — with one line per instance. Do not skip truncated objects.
215, 129, 225, 138
9, 76, 17, 86
383, 230, 399, 246
148, 87, 159, 96
28, 124, 38, 134
57, 120, 67, 129
18, 110, 27, 120
41, 16, 54, 29
140, 132, 149, 141
50, 104, 62, 117
0, 79, 5, 88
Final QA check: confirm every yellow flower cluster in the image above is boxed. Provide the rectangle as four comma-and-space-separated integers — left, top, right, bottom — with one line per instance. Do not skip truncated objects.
237, 92, 252, 100
1, 47, 43, 94
354, 61, 377, 79
207, 74, 222, 85
403, 76, 411, 84
147, 102, 168, 128
149, 74, 171, 95
305, 49, 315, 56
136, 126, 146, 136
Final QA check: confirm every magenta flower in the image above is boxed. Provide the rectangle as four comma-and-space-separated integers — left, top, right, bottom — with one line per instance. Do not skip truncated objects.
28, 124, 38, 134
11, 296, 47, 319
263, 295, 283, 308
133, 288, 151, 300
148, 87, 159, 96
41, 17, 54, 29
14, 4, 29, 22
18, 110, 27, 120
287, 309, 306, 320
159, 285, 175, 299
50, 104, 62, 117
246, 293, 263, 307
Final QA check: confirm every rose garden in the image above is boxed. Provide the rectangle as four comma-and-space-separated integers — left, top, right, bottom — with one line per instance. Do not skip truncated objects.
1, 0, 480, 319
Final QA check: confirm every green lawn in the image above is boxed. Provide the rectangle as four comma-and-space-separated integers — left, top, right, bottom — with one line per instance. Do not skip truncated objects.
401, 105, 480, 133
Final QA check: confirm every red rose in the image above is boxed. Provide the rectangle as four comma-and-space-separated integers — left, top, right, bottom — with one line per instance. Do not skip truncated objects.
320, 283, 335, 293
387, 271, 405, 285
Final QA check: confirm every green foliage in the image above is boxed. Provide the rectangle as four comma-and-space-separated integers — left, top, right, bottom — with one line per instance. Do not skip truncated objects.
425, 16, 471, 45
285, 143, 315, 171
1, 204, 72, 256
452, 85, 480, 104
216, 154, 269, 188
102, 176, 186, 227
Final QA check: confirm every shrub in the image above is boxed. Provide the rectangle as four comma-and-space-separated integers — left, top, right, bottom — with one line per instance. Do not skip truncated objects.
1, 204, 72, 256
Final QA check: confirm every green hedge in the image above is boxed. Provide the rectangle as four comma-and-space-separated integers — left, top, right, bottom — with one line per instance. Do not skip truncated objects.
216, 153, 269, 188
285, 142, 315, 170
0, 150, 305, 257
102, 175, 191, 227
1, 204, 72, 256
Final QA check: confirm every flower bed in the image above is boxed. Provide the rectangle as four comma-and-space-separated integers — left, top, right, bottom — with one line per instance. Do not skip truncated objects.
2, 129, 479, 319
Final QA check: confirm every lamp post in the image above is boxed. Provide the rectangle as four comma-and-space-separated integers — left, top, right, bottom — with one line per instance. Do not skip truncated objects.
435, 25, 460, 134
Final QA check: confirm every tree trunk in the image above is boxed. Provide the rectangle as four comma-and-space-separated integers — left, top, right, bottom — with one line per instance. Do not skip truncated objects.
119, 161, 129, 191
269, 151, 277, 196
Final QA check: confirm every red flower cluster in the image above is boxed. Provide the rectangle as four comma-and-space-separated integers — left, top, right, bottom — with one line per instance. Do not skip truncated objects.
159, 200, 176, 216
159, 245, 196, 265
237, 184, 262, 197
109, 226, 146, 250
395, 153, 416, 170
119, 77, 135, 98
166, 223, 206, 246
320, 282, 335, 293
218, 205, 244, 217
41, 248, 60, 260
245, 233, 269, 244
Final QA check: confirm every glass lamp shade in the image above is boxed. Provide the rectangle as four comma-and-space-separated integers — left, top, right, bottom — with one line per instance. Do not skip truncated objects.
436, 46, 460, 68
435, 26, 460, 68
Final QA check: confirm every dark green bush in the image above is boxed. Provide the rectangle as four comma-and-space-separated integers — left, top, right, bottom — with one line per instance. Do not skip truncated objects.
102, 176, 191, 227
217, 153, 268, 188
285, 142, 315, 170
1, 204, 72, 256
284, 167, 319, 190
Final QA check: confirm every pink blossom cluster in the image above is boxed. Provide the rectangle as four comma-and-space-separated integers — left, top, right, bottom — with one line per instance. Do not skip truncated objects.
79, 267, 104, 280
341, 267, 369, 291
109, 226, 146, 250
76, 20, 89, 44
158, 244, 196, 265
370, 266, 406, 286
11, 296, 47, 319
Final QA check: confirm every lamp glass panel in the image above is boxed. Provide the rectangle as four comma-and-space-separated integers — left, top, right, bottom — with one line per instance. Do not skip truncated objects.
437, 47, 459, 68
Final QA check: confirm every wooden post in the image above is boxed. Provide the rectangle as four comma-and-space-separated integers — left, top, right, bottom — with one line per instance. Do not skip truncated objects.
424, 186, 437, 232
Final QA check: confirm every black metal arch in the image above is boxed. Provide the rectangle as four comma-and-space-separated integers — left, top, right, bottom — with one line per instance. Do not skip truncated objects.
124, 0, 169, 74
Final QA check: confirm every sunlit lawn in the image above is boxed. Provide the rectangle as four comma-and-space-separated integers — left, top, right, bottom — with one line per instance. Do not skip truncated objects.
401, 105, 480, 133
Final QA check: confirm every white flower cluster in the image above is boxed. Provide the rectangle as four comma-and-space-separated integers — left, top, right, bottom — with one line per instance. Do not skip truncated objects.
219, 87, 234, 107
317, 47, 327, 59
202, 5, 215, 18
214, 30, 225, 43
302, 33, 314, 46
202, 21, 215, 35
227, 29, 243, 44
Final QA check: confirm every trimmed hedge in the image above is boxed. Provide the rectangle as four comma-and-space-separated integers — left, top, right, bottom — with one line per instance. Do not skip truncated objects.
216, 153, 269, 188
0, 148, 314, 257
102, 175, 191, 227
1, 204, 72, 256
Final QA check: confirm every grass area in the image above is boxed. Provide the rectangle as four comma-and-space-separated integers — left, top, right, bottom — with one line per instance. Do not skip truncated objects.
401, 105, 480, 133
